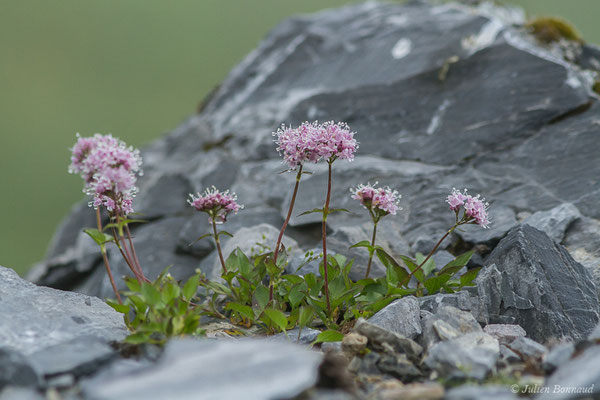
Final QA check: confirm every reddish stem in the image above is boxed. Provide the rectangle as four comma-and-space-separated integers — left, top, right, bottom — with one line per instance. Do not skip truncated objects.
120, 211, 148, 282
400, 225, 457, 287
270, 165, 304, 303
110, 219, 143, 283
212, 216, 227, 274
322, 161, 332, 316
96, 208, 122, 303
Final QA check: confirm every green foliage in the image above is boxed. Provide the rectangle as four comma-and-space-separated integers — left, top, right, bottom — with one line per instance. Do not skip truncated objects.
527, 17, 582, 44
107, 268, 204, 345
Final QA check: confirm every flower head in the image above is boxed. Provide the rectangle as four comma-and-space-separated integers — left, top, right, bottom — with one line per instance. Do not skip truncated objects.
188, 186, 243, 223
274, 120, 358, 169
352, 182, 401, 219
314, 121, 358, 162
69, 133, 142, 214
446, 188, 490, 228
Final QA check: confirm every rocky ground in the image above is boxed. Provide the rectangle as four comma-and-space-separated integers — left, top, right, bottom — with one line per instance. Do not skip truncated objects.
3, 0, 600, 398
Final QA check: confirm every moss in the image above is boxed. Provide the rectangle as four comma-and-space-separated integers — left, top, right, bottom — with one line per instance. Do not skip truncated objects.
526, 17, 582, 44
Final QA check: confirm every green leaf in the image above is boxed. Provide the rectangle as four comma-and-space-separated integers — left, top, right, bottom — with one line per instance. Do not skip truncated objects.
436, 264, 464, 277
350, 240, 373, 250
298, 306, 314, 329
141, 283, 162, 306
440, 250, 475, 272
415, 253, 436, 277
459, 267, 481, 287
314, 330, 344, 344
226, 303, 255, 321
282, 274, 304, 285
124, 332, 152, 344
327, 208, 350, 215
83, 229, 114, 246
298, 208, 324, 217
106, 300, 129, 314
263, 309, 288, 332
376, 249, 409, 284
288, 284, 307, 309
399, 255, 425, 283
161, 283, 180, 304
423, 274, 452, 294
253, 284, 270, 316
217, 231, 233, 238
188, 233, 212, 246
182, 274, 199, 300
124, 277, 141, 293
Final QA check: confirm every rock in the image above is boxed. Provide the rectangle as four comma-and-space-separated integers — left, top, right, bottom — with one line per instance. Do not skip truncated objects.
135, 173, 194, 219
367, 296, 421, 340
419, 291, 473, 315
538, 345, 600, 400
523, 203, 581, 243
422, 305, 482, 349
353, 319, 422, 363
376, 353, 421, 381
457, 205, 517, 245
507, 336, 547, 360
341, 333, 367, 356
0, 348, 40, 389
270, 328, 320, 345
589, 322, 600, 341
476, 225, 600, 342
499, 344, 521, 364
347, 352, 380, 376
82, 338, 322, 400
375, 382, 444, 400
483, 324, 526, 345
38, 1, 600, 308
0, 387, 44, 400
542, 341, 575, 373
321, 342, 342, 353
424, 331, 499, 380
28, 337, 115, 378
444, 384, 519, 400
0, 266, 127, 357
563, 217, 600, 294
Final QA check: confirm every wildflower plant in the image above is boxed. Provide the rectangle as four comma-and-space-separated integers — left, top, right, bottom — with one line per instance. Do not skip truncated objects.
69, 133, 147, 302
188, 186, 243, 273
350, 183, 401, 278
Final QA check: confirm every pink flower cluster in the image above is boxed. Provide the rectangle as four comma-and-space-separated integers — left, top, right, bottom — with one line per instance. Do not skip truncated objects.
446, 188, 490, 228
69, 133, 142, 214
351, 183, 401, 216
188, 186, 243, 223
274, 121, 358, 169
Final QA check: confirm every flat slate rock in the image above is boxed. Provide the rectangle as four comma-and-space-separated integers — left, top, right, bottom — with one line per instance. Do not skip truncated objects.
0, 266, 127, 356
476, 225, 600, 343
367, 296, 422, 340
82, 338, 323, 400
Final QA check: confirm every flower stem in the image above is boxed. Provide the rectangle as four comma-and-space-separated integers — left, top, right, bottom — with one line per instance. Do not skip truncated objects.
322, 161, 333, 316
270, 165, 304, 304
400, 224, 458, 287
113, 212, 144, 283
365, 221, 378, 279
212, 216, 227, 273
96, 208, 122, 303
124, 222, 147, 282
273, 165, 303, 264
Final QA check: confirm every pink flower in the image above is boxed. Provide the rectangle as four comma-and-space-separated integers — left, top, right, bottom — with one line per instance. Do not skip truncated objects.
446, 188, 468, 211
314, 121, 358, 162
69, 133, 142, 214
273, 121, 358, 169
446, 188, 491, 228
188, 186, 243, 223
352, 182, 401, 217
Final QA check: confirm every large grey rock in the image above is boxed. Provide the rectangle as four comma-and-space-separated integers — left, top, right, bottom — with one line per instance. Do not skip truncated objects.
563, 217, 600, 294
483, 324, 526, 345
538, 345, 600, 400
476, 225, 600, 342
523, 203, 581, 243
36, 1, 600, 308
424, 331, 499, 380
0, 349, 40, 389
422, 305, 482, 350
353, 319, 422, 363
0, 267, 127, 356
82, 338, 323, 400
367, 296, 421, 340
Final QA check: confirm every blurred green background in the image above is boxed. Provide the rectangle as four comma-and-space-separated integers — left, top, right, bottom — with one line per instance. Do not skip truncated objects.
1, 1, 598, 276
